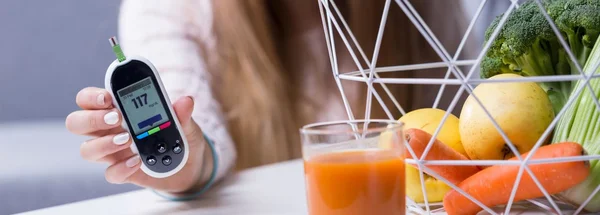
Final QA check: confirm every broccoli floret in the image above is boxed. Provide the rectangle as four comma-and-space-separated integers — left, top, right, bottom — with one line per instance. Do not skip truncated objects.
480, 0, 600, 113
483, 0, 561, 77
480, 57, 514, 79
550, 0, 600, 70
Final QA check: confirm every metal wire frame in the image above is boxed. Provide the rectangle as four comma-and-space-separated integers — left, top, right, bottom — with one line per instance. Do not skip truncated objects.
318, 0, 600, 214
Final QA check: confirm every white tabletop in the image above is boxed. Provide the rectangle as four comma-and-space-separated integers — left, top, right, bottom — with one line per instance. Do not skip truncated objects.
17, 156, 580, 215
18, 160, 309, 215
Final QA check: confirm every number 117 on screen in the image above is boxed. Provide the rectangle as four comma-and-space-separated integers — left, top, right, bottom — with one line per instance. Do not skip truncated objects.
132, 93, 147, 109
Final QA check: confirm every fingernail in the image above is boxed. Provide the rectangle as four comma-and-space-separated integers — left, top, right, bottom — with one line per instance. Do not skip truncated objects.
126, 156, 140, 168
97, 93, 105, 106
104, 111, 119, 125
113, 132, 130, 145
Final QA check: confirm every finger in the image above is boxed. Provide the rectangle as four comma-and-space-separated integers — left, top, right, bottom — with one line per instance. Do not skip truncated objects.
88, 126, 126, 138
76, 87, 112, 110
105, 155, 142, 184
124, 170, 164, 190
172, 96, 197, 135
66, 109, 122, 135
173, 96, 194, 126
80, 132, 132, 162
98, 147, 136, 164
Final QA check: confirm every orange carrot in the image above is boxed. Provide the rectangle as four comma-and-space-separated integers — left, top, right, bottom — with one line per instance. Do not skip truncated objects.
405, 128, 481, 186
443, 142, 589, 215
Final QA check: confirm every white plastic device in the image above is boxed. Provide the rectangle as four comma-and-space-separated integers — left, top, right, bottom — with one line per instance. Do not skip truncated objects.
104, 37, 189, 178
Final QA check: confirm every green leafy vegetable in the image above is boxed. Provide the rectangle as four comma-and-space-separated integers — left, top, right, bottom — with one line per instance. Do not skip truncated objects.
548, 0, 600, 70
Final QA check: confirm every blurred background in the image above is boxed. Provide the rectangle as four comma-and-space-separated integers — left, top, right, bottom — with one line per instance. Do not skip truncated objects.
0, 0, 510, 214
0, 1, 140, 214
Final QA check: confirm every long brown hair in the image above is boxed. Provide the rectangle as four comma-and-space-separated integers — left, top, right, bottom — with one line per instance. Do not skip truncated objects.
207, 0, 467, 169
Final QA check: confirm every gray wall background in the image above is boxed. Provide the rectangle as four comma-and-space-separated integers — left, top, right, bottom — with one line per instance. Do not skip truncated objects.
0, 0, 121, 123
0, 1, 141, 214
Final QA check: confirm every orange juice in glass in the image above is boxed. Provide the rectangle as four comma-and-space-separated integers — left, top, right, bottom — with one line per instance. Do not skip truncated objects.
300, 120, 405, 215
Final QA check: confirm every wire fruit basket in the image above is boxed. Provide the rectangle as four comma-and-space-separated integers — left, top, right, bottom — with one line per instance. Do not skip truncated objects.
318, 0, 600, 214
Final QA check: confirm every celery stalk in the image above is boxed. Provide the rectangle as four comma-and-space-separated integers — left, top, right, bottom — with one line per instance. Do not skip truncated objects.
553, 38, 600, 212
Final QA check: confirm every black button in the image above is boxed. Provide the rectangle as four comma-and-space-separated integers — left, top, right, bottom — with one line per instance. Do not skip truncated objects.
173, 144, 182, 154
162, 156, 172, 166
157, 143, 167, 153
147, 156, 157, 166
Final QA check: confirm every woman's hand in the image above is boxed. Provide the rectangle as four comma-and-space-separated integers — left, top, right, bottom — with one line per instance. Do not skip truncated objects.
66, 87, 211, 194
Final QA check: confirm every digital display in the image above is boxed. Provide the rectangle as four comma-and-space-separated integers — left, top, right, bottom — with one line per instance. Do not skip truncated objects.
117, 77, 169, 137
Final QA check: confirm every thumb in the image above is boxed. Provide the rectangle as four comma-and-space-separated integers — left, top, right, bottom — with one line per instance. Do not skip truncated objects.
172, 96, 205, 148
172, 96, 195, 132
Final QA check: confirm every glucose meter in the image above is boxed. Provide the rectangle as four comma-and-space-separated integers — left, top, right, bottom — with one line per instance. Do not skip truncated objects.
104, 36, 188, 178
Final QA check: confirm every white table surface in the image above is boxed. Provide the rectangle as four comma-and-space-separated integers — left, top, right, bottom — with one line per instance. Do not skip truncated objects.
18, 160, 309, 215
16, 154, 582, 215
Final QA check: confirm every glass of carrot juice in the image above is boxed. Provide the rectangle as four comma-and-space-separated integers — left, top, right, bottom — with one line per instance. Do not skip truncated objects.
300, 120, 405, 215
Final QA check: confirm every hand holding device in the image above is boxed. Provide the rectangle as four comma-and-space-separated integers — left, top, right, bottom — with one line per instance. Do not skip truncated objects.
105, 37, 189, 178
65, 37, 212, 193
